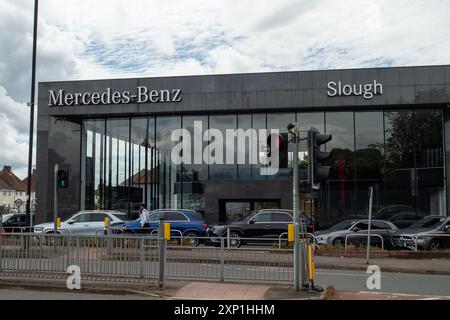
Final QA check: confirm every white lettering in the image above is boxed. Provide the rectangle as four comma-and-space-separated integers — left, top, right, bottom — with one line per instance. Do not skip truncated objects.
149, 90, 159, 103
48, 90, 64, 106
327, 81, 337, 97
137, 86, 148, 103
91, 92, 101, 104
327, 80, 383, 99
172, 89, 182, 102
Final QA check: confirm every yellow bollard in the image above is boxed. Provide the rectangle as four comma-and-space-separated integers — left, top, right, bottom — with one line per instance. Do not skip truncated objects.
308, 244, 315, 287
164, 223, 171, 240
104, 216, 109, 229
56, 217, 61, 229
288, 224, 294, 242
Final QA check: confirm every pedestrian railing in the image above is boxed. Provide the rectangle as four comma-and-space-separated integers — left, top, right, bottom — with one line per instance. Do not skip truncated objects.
0, 232, 297, 285
344, 233, 384, 251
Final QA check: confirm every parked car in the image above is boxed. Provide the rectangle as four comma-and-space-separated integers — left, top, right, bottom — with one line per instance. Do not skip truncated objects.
1, 213, 34, 233
391, 216, 450, 251
314, 219, 398, 248
111, 209, 208, 246
318, 215, 368, 231
33, 210, 128, 235
372, 204, 416, 220
207, 209, 316, 248
387, 212, 425, 229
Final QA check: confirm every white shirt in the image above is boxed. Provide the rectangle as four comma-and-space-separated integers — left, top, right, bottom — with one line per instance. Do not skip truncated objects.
139, 209, 149, 227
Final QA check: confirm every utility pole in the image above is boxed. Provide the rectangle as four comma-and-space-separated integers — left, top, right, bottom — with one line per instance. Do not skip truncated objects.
26, 0, 39, 229
287, 122, 302, 291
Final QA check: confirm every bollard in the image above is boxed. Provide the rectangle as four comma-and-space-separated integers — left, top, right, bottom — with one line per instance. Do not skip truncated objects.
158, 218, 166, 289
308, 244, 315, 289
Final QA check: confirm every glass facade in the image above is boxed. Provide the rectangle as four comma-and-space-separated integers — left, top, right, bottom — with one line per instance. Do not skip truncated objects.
81, 109, 446, 223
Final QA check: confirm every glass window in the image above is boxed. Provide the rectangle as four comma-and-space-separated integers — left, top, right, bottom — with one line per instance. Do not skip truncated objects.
253, 212, 271, 222
89, 213, 108, 222
180, 116, 208, 213
267, 113, 295, 179
106, 119, 130, 214
164, 211, 188, 221
272, 212, 292, 222
71, 213, 89, 223
252, 114, 267, 180
372, 221, 391, 229
414, 110, 445, 216
353, 221, 369, 230
156, 116, 181, 209
208, 115, 237, 180
237, 114, 253, 180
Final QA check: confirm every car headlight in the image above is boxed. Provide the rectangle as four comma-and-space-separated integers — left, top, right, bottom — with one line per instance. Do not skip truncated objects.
34, 226, 43, 232
316, 235, 329, 242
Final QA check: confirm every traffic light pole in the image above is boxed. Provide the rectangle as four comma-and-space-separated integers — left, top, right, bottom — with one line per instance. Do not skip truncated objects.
54, 164, 58, 234
292, 133, 303, 291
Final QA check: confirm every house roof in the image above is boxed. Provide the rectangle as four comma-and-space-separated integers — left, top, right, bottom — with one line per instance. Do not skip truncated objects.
22, 169, 36, 192
0, 166, 27, 191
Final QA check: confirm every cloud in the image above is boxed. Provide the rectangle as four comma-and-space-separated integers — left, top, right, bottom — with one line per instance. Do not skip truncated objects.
1, 0, 450, 178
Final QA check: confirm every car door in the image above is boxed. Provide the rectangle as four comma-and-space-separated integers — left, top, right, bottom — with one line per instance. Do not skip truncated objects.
245, 211, 273, 239
88, 213, 108, 235
371, 221, 394, 248
67, 213, 90, 234
271, 212, 292, 237
164, 211, 188, 236
349, 221, 369, 246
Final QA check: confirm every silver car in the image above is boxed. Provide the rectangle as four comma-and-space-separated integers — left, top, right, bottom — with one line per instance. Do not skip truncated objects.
33, 210, 128, 235
315, 219, 398, 247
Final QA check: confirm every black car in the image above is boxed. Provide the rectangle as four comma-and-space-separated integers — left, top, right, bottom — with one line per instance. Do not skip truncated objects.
207, 209, 316, 248
1, 213, 32, 232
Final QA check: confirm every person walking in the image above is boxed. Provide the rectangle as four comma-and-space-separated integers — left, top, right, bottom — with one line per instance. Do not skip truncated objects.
139, 204, 150, 233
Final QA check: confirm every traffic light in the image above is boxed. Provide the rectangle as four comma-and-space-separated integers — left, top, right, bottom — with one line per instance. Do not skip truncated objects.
57, 169, 69, 189
307, 128, 332, 190
267, 133, 289, 169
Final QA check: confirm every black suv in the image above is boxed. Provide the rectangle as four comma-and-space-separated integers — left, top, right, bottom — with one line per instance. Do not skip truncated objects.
1, 213, 32, 232
207, 209, 316, 248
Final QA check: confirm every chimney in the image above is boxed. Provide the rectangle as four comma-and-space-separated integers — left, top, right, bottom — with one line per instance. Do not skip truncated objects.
3, 165, 11, 172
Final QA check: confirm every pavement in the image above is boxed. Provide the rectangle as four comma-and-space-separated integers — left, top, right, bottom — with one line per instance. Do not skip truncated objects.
314, 256, 450, 275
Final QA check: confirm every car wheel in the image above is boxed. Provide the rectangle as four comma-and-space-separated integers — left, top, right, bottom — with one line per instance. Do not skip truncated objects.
332, 237, 345, 247
184, 231, 200, 247
228, 232, 242, 248
428, 239, 442, 251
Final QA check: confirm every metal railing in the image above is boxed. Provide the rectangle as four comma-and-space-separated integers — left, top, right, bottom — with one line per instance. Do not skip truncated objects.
0, 232, 297, 285
344, 233, 384, 251
0, 232, 159, 282
278, 232, 316, 249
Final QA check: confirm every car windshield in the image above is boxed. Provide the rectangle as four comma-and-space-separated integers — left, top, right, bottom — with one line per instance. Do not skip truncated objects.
328, 220, 356, 232
1, 214, 13, 223
408, 216, 446, 229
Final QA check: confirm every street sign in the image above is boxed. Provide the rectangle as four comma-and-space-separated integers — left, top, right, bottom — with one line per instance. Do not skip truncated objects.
14, 199, 23, 208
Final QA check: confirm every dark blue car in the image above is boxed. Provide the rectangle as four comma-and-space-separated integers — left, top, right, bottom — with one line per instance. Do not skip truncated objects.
111, 209, 208, 246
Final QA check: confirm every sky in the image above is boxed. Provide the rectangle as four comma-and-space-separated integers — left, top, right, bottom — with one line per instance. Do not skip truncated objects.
1, 0, 450, 179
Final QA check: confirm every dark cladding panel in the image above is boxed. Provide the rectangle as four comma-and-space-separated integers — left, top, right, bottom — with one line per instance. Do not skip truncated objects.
399, 67, 415, 86
384, 67, 400, 86
414, 66, 431, 85
429, 66, 445, 85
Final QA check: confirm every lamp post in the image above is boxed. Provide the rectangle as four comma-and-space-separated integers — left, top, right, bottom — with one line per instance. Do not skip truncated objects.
287, 122, 302, 291
26, 0, 39, 229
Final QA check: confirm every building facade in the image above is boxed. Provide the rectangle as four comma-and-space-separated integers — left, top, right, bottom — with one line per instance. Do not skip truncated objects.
36, 65, 450, 225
